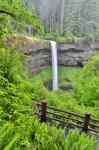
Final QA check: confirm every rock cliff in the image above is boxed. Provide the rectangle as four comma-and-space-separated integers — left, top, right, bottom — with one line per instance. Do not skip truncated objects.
4, 35, 99, 74
58, 41, 94, 67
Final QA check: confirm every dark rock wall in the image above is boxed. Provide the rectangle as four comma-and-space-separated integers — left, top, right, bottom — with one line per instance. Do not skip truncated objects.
5, 36, 99, 74
17, 37, 94, 73
24, 49, 51, 73
58, 49, 93, 67
23, 44, 93, 73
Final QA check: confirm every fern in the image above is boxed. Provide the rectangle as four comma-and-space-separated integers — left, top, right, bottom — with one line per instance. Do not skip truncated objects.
63, 130, 94, 150
4, 133, 19, 150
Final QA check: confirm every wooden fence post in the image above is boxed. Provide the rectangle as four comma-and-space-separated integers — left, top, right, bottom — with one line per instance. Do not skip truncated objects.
40, 102, 47, 123
83, 113, 91, 133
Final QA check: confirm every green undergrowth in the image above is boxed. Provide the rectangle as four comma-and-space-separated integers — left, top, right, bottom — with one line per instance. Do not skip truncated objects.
74, 54, 99, 107
58, 67, 81, 88
0, 47, 99, 149
0, 120, 97, 150
31, 67, 52, 84
31, 67, 81, 89
36, 32, 99, 44
36, 33, 85, 43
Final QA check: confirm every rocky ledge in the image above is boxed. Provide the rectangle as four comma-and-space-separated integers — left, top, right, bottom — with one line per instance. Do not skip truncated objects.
4, 35, 99, 73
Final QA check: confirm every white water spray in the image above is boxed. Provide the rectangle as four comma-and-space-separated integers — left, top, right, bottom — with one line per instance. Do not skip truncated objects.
50, 41, 58, 91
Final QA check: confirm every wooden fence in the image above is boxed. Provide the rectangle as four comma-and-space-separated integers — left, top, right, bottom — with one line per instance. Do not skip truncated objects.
35, 102, 99, 134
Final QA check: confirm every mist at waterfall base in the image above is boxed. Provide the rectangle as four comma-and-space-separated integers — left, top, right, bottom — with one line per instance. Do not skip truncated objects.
50, 41, 58, 91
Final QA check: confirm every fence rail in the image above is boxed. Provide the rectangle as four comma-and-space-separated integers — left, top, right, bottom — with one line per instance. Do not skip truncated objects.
35, 101, 99, 134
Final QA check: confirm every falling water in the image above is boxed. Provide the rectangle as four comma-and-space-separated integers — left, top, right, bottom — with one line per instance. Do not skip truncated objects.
50, 41, 58, 91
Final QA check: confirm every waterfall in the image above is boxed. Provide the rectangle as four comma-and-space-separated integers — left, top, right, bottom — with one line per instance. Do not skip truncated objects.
50, 41, 58, 91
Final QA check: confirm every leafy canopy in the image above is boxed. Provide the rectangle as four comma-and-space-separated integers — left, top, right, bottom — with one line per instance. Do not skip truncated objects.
0, 0, 44, 37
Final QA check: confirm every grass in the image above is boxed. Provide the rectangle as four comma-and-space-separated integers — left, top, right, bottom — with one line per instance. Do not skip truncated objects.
31, 67, 81, 89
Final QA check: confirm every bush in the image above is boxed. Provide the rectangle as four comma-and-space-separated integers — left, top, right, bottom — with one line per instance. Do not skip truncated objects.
74, 54, 99, 107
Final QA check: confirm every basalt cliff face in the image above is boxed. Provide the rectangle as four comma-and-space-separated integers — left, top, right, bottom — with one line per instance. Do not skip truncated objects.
4, 35, 99, 74
58, 41, 94, 67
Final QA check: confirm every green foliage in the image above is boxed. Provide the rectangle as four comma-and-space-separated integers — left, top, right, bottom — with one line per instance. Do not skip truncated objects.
38, 33, 84, 43
56, 35, 84, 43
32, 67, 81, 87
28, 118, 65, 150
74, 54, 99, 107
0, 46, 98, 149
64, 130, 94, 150
0, 120, 96, 150
0, 0, 44, 38
0, 48, 24, 83
58, 67, 81, 87
31, 66, 99, 118
0, 1, 99, 149
0, 123, 19, 149
0, 15, 11, 37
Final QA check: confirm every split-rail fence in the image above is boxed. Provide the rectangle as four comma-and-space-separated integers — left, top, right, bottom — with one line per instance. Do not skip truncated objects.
35, 101, 99, 134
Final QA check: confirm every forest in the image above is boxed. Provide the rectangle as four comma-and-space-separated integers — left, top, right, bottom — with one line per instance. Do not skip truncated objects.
0, 0, 99, 149
29, 0, 99, 39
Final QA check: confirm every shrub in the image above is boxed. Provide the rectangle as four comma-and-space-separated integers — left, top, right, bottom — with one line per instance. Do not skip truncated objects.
74, 54, 99, 107
0, 48, 24, 83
